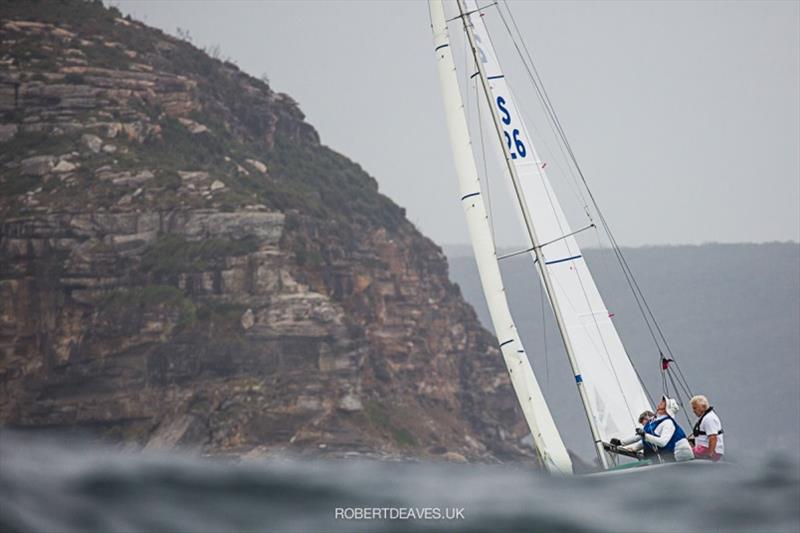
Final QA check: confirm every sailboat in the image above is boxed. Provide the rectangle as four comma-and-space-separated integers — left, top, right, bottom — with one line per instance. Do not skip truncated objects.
429, 0, 698, 474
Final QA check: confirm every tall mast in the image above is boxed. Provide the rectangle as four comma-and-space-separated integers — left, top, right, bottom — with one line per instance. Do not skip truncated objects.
455, 0, 610, 469
429, 0, 572, 474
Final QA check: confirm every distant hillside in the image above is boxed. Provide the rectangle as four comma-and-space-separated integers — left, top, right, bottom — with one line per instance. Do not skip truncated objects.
0, 0, 533, 463
445, 242, 800, 461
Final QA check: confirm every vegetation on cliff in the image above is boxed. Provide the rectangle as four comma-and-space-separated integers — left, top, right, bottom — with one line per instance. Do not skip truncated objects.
0, 0, 536, 463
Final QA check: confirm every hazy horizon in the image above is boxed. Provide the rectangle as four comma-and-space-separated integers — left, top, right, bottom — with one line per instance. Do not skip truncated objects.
113, 0, 800, 248
442, 239, 800, 254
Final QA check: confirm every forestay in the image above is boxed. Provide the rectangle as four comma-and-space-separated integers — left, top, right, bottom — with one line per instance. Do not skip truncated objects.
464, 0, 652, 442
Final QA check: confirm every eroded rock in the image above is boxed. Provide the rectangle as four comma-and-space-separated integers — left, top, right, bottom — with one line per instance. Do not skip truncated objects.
240, 308, 255, 330
81, 133, 102, 153
246, 158, 267, 174
20, 155, 56, 176
52, 160, 77, 173
178, 117, 209, 134
0, 2, 533, 465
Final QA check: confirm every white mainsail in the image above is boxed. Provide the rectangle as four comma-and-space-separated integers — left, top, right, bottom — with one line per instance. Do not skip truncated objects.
429, 0, 572, 474
463, 0, 652, 444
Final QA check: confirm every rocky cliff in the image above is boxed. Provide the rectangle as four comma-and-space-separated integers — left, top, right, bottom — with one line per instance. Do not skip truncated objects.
0, 0, 535, 462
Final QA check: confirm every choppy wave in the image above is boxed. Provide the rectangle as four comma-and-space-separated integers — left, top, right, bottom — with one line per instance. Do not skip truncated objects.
1, 432, 797, 533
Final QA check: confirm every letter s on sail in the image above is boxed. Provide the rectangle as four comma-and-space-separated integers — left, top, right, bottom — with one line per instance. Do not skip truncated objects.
496, 96, 511, 125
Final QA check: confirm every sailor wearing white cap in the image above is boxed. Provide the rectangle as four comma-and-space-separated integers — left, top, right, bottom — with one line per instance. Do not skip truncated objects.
637, 395, 694, 462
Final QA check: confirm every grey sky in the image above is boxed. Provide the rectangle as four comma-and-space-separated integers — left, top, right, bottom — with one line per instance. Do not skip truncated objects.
114, 0, 799, 247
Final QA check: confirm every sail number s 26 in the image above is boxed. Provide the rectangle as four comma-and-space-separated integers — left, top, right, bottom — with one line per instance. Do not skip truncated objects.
496, 96, 526, 160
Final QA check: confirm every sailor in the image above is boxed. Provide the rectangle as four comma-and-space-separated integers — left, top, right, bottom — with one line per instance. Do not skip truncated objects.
689, 395, 724, 461
637, 396, 694, 462
609, 410, 658, 459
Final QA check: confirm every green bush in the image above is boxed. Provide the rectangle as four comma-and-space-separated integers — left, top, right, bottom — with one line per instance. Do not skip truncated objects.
194, 301, 247, 336
103, 285, 196, 326
364, 401, 418, 448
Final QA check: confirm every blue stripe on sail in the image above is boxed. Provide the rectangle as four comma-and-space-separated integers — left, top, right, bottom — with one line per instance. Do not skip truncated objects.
499, 339, 514, 348
435, 43, 449, 51
461, 192, 480, 201
546, 254, 582, 266
487, 75, 505, 80
575, 374, 583, 383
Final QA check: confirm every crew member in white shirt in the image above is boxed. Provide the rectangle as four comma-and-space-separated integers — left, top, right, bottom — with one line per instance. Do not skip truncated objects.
690, 395, 724, 461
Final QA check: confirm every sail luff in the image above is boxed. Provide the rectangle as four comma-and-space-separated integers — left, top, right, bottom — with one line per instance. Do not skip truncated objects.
462, 0, 653, 461
429, 0, 572, 475
455, 0, 611, 469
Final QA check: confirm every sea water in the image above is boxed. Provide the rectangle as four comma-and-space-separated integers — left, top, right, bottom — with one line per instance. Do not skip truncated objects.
1, 432, 797, 533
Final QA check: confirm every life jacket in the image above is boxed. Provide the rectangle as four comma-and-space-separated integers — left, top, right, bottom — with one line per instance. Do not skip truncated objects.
643, 415, 687, 452
692, 406, 724, 437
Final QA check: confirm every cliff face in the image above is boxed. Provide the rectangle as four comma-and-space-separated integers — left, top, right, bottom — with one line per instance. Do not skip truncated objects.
0, 0, 533, 462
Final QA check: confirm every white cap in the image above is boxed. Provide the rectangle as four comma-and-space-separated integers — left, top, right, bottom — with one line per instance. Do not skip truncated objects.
662, 395, 680, 417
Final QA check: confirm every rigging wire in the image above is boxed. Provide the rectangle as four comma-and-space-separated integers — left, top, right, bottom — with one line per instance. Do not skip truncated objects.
479, 3, 649, 422
667, 368, 694, 427
496, 13, 671, 403
496, 0, 693, 402
492, 3, 592, 221
516, 97, 592, 219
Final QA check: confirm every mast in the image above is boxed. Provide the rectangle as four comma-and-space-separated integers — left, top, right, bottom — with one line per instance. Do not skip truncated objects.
455, 0, 610, 469
429, 0, 572, 474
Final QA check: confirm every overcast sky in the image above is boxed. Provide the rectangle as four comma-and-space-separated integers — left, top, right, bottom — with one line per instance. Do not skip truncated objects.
113, 0, 799, 247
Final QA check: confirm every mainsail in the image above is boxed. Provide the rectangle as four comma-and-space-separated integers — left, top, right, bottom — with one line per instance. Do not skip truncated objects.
430, 0, 572, 474
462, 0, 652, 445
